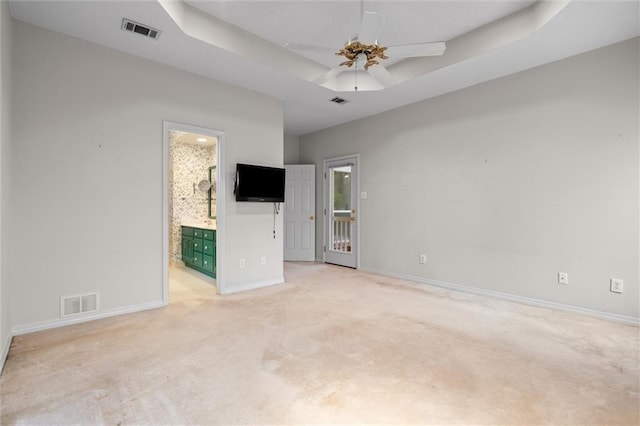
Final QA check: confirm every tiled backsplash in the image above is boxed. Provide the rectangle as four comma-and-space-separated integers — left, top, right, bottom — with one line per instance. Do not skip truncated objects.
169, 131, 216, 263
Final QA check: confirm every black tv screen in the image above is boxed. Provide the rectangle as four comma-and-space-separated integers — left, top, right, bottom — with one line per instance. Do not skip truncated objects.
235, 163, 286, 202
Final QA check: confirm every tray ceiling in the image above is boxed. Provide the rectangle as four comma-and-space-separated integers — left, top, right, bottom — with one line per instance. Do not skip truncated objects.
8, 0, 640, 136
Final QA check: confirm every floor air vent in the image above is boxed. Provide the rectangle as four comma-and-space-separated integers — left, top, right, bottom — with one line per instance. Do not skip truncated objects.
330, 97, 349, 105
122, 18, 161, 40
61, 293, 99, 317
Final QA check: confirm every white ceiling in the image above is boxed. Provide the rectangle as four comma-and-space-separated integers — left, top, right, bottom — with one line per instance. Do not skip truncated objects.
8, 1, 640, 136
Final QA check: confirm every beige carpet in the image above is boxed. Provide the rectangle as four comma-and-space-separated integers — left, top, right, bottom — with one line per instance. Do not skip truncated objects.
1, 262, 638, 424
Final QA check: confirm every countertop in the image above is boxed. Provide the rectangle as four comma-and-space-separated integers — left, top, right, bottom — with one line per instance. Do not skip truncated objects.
181, 220, 216, 230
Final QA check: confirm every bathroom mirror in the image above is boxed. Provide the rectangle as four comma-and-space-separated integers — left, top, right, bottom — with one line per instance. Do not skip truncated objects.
208, 165, 216, 219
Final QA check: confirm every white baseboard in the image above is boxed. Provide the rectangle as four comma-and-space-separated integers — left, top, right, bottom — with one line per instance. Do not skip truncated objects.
11, 300, 166, 336
359, 267, 639, 326
220, 277, 284, 295
0, 332, 12, 375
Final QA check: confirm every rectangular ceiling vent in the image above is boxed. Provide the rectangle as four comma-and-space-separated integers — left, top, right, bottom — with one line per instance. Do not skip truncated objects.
122, 18, 161, 40
61, 293, 99, 318
330, 97, 349, 105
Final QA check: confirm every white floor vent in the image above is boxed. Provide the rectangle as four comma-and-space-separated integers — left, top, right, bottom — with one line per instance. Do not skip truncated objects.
61, 293, 99, 317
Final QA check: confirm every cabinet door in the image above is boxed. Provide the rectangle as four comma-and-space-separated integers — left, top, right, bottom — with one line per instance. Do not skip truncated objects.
211, 242, 216, 275
191, 251, 203, 268
181, 236, 194, 263
202, 254, 214, 272
203, 240, 214, 255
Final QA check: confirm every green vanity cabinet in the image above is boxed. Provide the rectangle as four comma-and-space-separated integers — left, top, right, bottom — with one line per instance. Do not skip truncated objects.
181, 226, 216, 278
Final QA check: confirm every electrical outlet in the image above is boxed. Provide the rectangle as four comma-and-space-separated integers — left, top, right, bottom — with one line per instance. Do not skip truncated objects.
610, 278, 623, 294
419, 254, 427, 264
558, 272, 568, 285
239, 258, 246, 268
261, 256, 266, 265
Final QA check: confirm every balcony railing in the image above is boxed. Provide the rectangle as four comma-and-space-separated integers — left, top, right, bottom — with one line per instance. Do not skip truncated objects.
331, 210, 351, 253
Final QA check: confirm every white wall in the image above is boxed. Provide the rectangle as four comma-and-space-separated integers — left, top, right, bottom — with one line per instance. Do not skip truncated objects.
10, 21, 283, 330
300, 38, 639, 319
0, 0, 13, 368
284, 134, 300, 164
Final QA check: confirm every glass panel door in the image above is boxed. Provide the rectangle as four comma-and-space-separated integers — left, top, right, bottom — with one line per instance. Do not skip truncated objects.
325, 158, 357, 268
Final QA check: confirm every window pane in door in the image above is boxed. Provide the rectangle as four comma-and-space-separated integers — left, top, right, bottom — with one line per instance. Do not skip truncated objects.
330, 165, 352, 253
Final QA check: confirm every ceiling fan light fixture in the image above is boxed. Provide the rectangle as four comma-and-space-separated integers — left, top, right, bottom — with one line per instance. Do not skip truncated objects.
336, 41, 388, 70
303, 1, 446, 92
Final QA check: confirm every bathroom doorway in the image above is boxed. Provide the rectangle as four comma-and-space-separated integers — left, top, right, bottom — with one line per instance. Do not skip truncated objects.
162, 122, 225, 304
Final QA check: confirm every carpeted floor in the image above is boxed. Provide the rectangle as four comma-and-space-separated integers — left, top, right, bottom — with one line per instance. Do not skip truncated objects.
1, 262, 638, 424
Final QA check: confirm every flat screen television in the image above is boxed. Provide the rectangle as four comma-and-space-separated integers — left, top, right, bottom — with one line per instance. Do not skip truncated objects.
235, 163, 286, 202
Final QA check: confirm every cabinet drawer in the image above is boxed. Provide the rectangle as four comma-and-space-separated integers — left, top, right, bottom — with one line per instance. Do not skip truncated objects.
191, 253, 203, 267
182, 227, 194, 237
202, 241, 214, 255
202, 254, 214, 272
192, 238, 203, 253
203, 230, 215, 241
193, 229, 203, 238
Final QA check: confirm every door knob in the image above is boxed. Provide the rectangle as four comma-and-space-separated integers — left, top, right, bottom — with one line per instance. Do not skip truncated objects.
310, 216, 314, 221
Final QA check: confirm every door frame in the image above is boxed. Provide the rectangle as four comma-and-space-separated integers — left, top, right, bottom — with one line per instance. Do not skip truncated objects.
162, 121, 226, 304
323, 153, 360, 269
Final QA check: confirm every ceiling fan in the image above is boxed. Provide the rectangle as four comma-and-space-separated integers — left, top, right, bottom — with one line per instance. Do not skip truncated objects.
287, 4, 446, 91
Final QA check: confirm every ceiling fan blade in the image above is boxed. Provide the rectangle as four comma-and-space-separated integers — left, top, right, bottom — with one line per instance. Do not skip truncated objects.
358, 12, 385, 45
385, 41, 446, 58
314, 67, 344, 85
284, 42, 335, 53
367, 65, 397, 88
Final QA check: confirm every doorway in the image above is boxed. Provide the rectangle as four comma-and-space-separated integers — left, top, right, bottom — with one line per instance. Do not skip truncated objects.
324, 155, 359, 268
162, 121, 226, 305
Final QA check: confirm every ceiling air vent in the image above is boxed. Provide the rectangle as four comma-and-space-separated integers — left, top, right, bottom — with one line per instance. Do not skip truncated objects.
122, 18, 161, 40
330, 97, 349, 105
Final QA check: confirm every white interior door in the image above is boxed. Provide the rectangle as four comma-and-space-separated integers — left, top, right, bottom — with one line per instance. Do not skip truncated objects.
284, 165, 316, 261
324, 157, 358, 268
